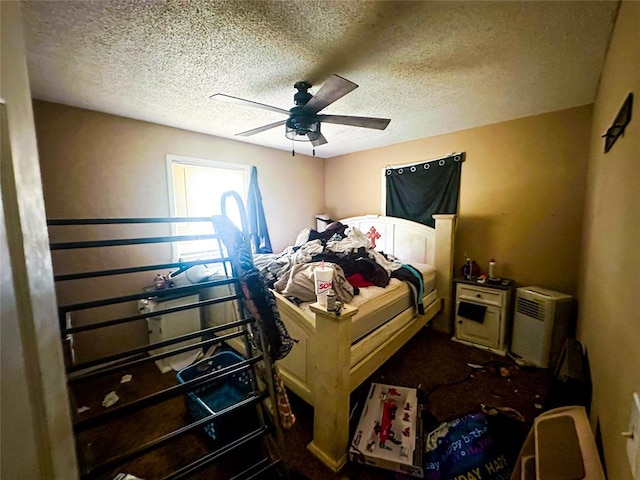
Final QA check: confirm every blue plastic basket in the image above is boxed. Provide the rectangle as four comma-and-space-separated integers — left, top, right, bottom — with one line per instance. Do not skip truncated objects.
176, 350, 256, 442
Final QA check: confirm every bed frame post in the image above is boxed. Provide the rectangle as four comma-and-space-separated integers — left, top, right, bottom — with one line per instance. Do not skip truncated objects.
432, 214, 456, 333
306, 303, 359, 472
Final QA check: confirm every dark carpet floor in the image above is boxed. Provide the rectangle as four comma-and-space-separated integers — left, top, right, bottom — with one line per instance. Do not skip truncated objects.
72, 328, 553, 480
280, 328, 552, 480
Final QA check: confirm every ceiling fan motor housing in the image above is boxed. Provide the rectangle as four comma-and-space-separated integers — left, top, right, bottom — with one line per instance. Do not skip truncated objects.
285, 81, 321, 140
286, 106, 320, 141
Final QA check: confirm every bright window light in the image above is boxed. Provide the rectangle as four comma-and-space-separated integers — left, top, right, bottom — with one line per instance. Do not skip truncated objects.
167, 154, 249, 261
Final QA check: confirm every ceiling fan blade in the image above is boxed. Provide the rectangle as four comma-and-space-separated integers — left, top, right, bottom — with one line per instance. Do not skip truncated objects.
210, 93, 290, 115
310, 132, 328, 147
318, 114, 391, 130
236, 119, 287, 137
301, 75, 358, 115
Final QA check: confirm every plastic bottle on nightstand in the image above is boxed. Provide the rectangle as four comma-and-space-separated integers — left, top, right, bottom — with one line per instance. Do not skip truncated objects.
488, 259, 496, 279
463, 258, 472, 280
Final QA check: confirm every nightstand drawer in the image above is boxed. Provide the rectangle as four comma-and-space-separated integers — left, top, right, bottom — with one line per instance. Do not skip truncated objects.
457, 285, 505, 307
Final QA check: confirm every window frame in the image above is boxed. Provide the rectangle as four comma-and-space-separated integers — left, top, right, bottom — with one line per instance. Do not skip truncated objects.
166, 154, 250, 262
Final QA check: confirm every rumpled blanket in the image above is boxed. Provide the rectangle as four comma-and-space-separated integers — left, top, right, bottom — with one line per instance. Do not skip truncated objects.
254, 223, 405, 303
273, 262, 356, 303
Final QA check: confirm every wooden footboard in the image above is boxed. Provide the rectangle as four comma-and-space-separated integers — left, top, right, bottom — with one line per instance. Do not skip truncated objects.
305, 302, 360, 471
206, 289, 443, 471
274, 292, 442, 471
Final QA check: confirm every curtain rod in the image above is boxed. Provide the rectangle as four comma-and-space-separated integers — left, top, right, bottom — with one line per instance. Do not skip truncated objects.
384, 152, 465, 170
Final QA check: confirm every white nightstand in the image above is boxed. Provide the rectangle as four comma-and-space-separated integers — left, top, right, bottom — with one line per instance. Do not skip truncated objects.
452, 278, 514, 355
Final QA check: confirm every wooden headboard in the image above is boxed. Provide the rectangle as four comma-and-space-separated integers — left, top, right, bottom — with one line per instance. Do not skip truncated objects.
340, 215, 436, 265
340, 214, 457, 333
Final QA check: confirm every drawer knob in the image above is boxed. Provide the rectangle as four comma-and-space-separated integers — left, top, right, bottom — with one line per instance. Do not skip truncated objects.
476, 293, 481, 298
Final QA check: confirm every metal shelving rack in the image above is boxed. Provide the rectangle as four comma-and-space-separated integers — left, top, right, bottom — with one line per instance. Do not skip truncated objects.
47, 216, 287, 480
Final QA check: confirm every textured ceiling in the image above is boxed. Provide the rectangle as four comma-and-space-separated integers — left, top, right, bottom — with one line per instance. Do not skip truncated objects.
21, 0, 618, 158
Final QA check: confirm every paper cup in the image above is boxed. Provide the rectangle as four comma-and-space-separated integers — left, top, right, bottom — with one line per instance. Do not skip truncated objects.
314, 266, 334, 306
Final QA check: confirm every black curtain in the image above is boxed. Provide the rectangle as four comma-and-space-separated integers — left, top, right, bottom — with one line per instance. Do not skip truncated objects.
385, 153, 464, 228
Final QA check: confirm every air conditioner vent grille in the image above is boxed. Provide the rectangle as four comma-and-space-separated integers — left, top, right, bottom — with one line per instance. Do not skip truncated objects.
516, 297, 546, 321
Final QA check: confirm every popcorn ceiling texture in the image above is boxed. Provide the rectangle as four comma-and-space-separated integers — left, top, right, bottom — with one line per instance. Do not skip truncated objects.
22, 0, 617, 158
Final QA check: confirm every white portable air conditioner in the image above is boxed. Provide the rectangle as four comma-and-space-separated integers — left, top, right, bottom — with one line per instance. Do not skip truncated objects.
510, 286, 572, 368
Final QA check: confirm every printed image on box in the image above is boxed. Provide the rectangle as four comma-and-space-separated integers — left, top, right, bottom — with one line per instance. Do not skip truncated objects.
350, 383, 423, 478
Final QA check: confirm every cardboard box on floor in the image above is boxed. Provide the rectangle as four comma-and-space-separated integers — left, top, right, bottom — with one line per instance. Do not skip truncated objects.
349, 383, 424, 478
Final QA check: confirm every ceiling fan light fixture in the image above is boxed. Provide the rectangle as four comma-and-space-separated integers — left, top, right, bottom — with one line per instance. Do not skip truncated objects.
285, 121, 321, 142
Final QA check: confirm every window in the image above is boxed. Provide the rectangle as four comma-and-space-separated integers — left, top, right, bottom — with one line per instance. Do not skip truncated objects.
167, 154, 250, 261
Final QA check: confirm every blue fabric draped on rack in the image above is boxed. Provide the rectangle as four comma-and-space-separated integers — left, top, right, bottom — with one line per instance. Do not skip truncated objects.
246, 166, 273, 254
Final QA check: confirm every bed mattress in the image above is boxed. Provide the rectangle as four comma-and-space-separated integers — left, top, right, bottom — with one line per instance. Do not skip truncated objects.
298, 263, 436, 343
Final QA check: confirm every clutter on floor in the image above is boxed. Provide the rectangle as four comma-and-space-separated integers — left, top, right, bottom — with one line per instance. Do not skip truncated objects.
350, 383, 424, 477
347, 382, 529, 480
74, 329, 554, 480
420, 410, 514, 480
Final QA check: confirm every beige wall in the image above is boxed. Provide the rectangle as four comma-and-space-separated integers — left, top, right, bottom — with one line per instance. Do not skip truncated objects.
34, 101, 325, 361
577, 2, 640, 479
34, 101, 324, 253
326, 106, 592, 303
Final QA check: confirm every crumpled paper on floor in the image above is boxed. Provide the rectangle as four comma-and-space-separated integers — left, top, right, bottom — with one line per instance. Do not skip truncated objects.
102, 391, 119, 408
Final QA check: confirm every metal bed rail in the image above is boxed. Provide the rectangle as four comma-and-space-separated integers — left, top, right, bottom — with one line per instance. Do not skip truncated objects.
47, 216, 286, 480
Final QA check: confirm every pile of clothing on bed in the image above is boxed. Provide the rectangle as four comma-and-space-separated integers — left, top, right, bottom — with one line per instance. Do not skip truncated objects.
253, 222, 426, 313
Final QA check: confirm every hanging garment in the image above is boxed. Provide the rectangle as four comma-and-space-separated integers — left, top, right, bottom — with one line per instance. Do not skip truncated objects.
247, 166, 273, 254
212, 213, 295, 361
273, 364, 296, 430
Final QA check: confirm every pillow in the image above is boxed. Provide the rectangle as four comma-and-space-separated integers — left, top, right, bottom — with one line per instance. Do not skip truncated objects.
294, 228, 311, 246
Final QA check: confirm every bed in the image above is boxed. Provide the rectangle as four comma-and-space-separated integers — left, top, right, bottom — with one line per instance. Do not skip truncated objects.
209, 214, 456, 471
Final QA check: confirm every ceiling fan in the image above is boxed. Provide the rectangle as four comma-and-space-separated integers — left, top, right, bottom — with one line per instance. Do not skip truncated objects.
210, 74, 391, 147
